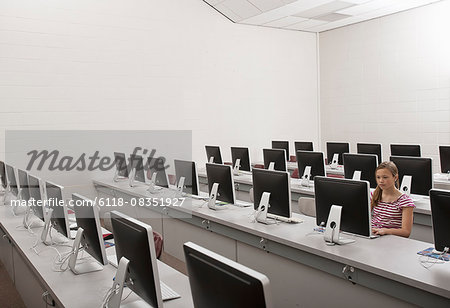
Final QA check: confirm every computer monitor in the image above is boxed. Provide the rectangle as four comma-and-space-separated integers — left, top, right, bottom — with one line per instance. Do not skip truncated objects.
183, 241, 273, 308
326, 142, 349, 166
263, 149, 287, 172
206, 163, 235, 204
5, 164, 18, 197
296, 151, 325, 181
343, 153, 378, 189
231, 147, 251, 172
113, 152, 129, 179
390, 156, 432, 196
174, 159, 199, 195
129, 154, 145, 185
0, 161, 7, 189
357, 143, 382, 165
252, 168, 291, 219
272, 141, 289, 161
17, 169, 30, 202
439, 146, 450, 173
429, 189, 450, 253
28, 175, 45, 222
314, 176, 371, 238
390, 144, 421, 157
205, 146, 223, 164
45, 181, 70, 239
294, 141, 314, 152
69, 194, 108, 274
147, 157, 169, 188
109, 211, 163, 308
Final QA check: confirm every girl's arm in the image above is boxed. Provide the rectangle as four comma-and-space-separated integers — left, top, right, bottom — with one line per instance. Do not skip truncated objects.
372, 207, 414, 237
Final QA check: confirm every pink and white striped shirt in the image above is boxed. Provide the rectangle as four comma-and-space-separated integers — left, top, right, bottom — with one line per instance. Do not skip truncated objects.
371, 193, 415, 229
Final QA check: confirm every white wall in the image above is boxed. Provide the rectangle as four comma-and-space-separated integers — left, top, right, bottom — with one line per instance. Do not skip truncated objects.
0, 0, 319, 172
319, 1, 450, 172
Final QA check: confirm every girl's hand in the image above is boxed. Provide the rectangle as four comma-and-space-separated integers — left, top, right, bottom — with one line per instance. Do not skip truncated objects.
372, 228, 389, 236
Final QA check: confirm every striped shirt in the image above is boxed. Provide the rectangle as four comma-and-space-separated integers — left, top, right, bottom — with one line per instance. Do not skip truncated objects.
371, 193, 415, 229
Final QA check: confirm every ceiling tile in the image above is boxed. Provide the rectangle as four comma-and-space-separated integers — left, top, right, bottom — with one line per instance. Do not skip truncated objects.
263, 15, 308, 27
220, 0, 262, 20
315, 12, 352, 21
293, 1, 356, 18
285, 18, 328, 30
248, 0, 296, 12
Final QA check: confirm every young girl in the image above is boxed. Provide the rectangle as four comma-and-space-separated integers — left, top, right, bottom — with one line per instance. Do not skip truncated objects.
371, 161, 415, 238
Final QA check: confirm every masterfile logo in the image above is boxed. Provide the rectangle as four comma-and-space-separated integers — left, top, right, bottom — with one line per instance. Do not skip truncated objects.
26, 147, 169, 172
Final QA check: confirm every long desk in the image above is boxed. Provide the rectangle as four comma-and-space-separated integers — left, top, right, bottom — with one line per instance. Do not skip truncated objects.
94, 179, 450, 308
197, 168, 434, 242
0, 204, 193, 308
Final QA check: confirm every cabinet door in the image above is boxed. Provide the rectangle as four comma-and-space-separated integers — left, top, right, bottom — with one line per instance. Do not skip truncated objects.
13, 246, 47, 308
0, 226, 14, 281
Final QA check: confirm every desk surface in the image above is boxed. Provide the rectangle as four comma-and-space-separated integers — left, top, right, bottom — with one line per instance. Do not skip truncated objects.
197, 167, 432, 216
0, 205, 193, 308
95, 179, 450, 301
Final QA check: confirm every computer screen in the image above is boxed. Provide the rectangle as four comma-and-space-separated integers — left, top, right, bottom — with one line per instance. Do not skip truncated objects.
130, 154, 145, 183
252, 168, 291, 219
429, 189, 450, 253
439, 146, 450, 173
205, 146, 223, 164
28, 175, 44, 222
326, 142, 349, 165
294, 141, 313, 152
263, 149, 287, 172
357, 143, 382, 165
174, 159, 199, 195
110, 211, 163, 308
17, 169, 30, 202
390, 144, 421, 157
296, 151, 325, 180
231, 147, 251, 172
5, 164, 18, 197
272, 141, 289, 161
45, 181, 70, 238
113, 152, 129, 178
183, 241, 272, 308
389, 156, 432, 196
0, 161, 7, 189
147, 157, 169, 188
205, 163, 235, 204
72, 194, 108, 266
343, 153, 378, 189
314, 176, 371, 237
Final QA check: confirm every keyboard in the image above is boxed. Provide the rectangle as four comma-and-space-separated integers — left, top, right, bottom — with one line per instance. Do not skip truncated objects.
267, 214, 303, 224
160, 281, 181, 301
235, 201, 252, 208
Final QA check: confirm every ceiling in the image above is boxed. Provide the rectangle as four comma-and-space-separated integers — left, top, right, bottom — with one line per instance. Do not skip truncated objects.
204, 0, 443, 32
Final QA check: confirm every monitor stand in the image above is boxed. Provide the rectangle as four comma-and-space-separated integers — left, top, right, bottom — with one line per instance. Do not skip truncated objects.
113, 169, 127, 182
400, 175, 412, 196
324, 205, 355, 245
68, 228, 103, 275
233, 159, 241, 176
301, 166, 311, 187
174, 176, 185, 198
22, 205, 41, 229
40, 208, 55, 245
209, 156, 214, 163
147, 173, 163, 194
128, 168, 137, 187
268, 162, 275, 171
206, 183, 219, 210
352, 170, 361, 181
255, 192, 271, 224
330, 154, 339, 169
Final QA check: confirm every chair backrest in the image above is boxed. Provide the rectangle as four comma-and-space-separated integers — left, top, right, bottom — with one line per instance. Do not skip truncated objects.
298, 197, 316, 217
291, 168, 299, 179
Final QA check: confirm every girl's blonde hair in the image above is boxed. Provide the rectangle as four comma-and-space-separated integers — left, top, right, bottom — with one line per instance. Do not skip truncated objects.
370, 161, 399, 211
